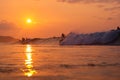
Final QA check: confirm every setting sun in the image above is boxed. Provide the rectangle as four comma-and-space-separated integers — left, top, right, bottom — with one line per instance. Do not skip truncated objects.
0, 0, 120, 80
27, 19, 32, 23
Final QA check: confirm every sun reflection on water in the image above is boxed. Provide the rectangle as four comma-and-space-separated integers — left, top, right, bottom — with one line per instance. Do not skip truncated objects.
22, 44, 37, 77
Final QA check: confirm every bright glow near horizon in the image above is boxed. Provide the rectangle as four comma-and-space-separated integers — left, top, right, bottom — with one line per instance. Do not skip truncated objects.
27, 19, 32, 24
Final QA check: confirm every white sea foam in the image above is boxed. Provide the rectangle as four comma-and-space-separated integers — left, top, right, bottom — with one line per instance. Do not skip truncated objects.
60, 30, 120, 45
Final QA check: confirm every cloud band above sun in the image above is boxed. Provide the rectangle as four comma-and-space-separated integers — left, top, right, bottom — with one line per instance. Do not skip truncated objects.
57, 0, 120, 4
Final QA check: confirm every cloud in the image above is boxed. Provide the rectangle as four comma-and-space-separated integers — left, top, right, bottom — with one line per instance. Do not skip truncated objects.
107, 17, 113, 20
57, 0, 120, 4
0, 20, 17, 30
97, 5, 105, 8
104, 6, 120, 11
0, 20, 20, 36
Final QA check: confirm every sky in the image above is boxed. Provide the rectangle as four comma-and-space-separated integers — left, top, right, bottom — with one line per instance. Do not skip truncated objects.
0, 0, 120, 38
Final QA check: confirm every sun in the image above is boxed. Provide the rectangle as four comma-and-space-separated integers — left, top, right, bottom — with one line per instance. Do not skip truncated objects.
27, 19, 32, 23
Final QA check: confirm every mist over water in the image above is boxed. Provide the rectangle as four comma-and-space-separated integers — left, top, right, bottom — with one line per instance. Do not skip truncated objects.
0, 44, 120, 80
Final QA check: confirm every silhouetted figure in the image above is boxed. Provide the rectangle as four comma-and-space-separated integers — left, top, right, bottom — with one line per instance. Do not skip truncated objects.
117, 26, 120, 30
21, 38, 26, 44
59, 33, 66, 43
22, 38, 25, 42
61, 33, 65, 39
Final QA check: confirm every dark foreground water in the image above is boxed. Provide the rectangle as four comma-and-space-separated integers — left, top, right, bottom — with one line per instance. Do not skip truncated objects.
0, 44, 120, 80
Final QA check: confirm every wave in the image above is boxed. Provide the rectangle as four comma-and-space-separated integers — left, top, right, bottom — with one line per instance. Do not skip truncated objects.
60, 29, 120, 45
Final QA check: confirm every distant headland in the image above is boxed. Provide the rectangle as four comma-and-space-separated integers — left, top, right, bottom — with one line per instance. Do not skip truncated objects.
0, 36, 61, 45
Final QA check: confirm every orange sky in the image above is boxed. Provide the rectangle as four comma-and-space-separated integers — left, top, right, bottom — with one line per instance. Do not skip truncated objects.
0, 0, 120, 38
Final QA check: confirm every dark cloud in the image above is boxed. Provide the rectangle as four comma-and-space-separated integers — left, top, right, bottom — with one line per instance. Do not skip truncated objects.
0, 20, 21, 35
0, 20, 21, 36
0, 20, 17, 30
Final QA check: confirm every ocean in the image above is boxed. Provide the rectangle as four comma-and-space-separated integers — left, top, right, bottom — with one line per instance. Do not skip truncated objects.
0, 44, 120, 80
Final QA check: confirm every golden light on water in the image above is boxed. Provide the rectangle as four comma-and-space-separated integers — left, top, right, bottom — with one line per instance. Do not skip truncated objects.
22, 44, 37, 77
26, 45, 32, 53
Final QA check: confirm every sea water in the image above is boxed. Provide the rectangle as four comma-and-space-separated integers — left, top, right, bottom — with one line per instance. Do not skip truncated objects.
0, 44, 120, 80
